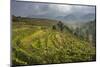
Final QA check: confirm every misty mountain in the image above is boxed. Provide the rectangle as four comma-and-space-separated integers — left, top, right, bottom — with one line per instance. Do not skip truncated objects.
56, 13, 95, 23
81, 13, 95, 21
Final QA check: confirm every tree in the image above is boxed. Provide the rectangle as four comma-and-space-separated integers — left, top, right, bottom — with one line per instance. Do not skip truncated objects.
74, 27, 80, 37
52, 25, 56, 30
57, 21, 64, 31
12, 15, 17, 21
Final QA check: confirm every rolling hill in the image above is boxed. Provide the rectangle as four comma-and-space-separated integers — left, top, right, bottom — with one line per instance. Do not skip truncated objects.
12, 17, 96, 66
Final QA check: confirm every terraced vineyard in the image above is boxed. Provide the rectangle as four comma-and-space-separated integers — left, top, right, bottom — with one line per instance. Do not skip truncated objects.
12, 19, 96, 66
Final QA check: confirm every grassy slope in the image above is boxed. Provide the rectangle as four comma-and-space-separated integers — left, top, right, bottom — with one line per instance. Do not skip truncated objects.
12, 19, 96, 65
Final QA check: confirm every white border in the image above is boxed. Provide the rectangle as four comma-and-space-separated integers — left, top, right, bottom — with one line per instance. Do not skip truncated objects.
0, 0, 10, 67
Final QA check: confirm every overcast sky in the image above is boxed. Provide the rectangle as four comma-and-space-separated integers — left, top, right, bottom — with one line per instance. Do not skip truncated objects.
11, 0, 95, 21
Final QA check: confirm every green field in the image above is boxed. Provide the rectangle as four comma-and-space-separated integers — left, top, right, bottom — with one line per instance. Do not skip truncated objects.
12, 17, 96, 65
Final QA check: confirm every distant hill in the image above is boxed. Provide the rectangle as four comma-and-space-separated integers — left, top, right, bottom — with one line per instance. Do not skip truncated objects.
12, 16, 58, 26
55, 13, 95, 23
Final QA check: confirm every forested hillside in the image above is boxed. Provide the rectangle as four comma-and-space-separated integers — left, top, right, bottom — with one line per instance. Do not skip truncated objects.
72, 20, 96, 46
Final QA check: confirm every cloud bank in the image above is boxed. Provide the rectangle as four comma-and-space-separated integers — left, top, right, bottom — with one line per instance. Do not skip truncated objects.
11, 0, 95, 22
